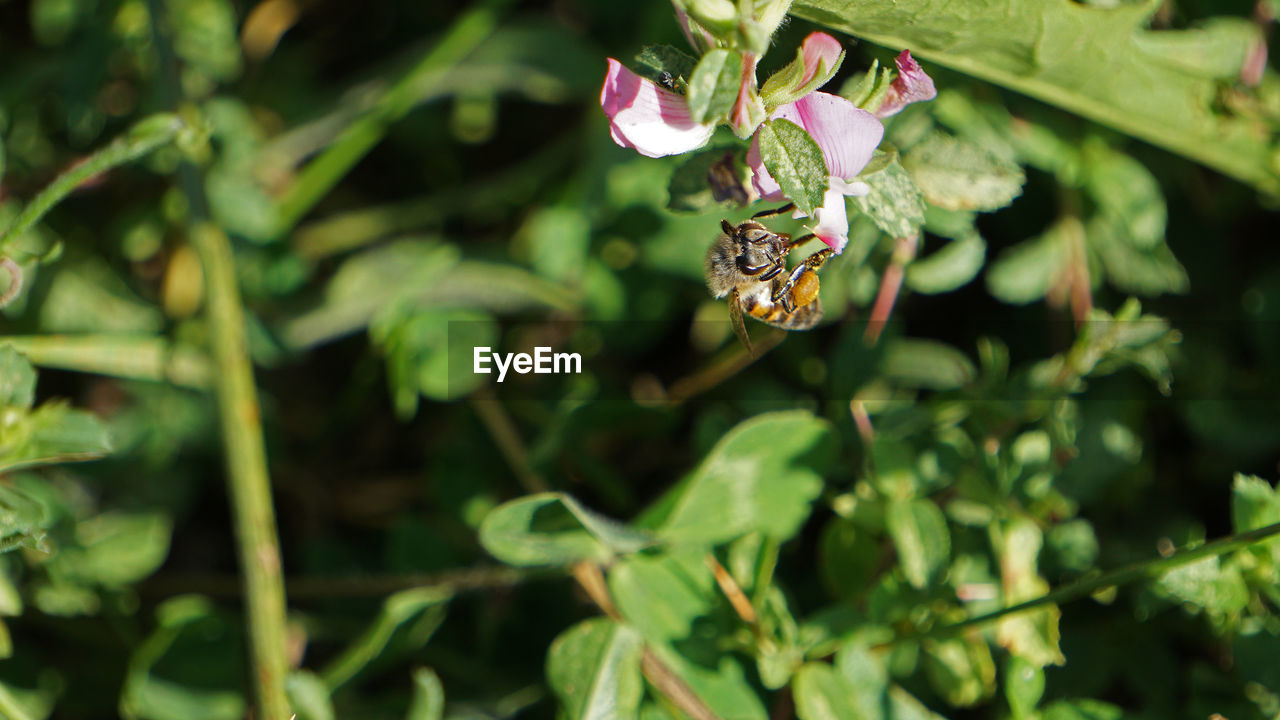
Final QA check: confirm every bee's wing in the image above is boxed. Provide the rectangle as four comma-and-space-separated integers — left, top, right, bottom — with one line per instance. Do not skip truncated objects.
728, 288, 755, 357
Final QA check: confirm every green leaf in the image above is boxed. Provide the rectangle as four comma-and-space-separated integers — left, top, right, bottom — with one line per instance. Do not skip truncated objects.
887, 685, 948, 720
760, 45, 810, 106
902, 134, 1024, 212
1081, 139, 1165, 250
881, 338, 976, 391
985, 223, 1069, 305
659, 410, 835, 545
761, 43, 845, 108
1231, 474, 1280, 561
320, 587, 451, 691
687, 49, 744, 124
789, 0, 1280, 195
1156, 555, 1250, 624
635, 45, 697, 86
757, 119, 829, 217
121, 596, 246, 720
0, 347, 36, 408
793, 662, 860, 720
1087, 216, 1188, 296
1004, 656, 1045, 719
405, 667, 445, 720
370, 307, 499, 413
54, 512, 171, 586
0, 401, 114, 475
922, 635, 996, 707
886, 498, 950, 589
835, 643, 889, 720
1041, 699, 1124, 720
609, 551, 768, 720
906, 231, 986, 294
480, 492, 656, 567
286, 671, 334, 720
996, 519, 1065, 667
0, 678, 52, 720
852, 160, 926, 238
546, 618, 644, 720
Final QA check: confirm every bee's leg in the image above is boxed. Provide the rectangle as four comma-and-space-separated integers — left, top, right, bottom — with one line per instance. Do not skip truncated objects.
772, 247, 834, 307
728, 288, 754, 357
758, 260, 786, 282
751, 203, 796, 220
785, 232, 817, 250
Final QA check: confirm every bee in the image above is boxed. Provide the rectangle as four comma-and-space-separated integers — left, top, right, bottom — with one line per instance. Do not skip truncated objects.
704, 207, 833, 354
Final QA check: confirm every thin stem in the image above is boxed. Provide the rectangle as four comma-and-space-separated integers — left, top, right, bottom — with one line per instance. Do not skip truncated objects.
191, 223, 292, 720
864, 234, 918, 345
470, 387, 550, 494
0, 334, 212, 389
0, 114, 185, 255
271, 0, 514, 238
139, 566, 549, 599
899, 520, 1280, 645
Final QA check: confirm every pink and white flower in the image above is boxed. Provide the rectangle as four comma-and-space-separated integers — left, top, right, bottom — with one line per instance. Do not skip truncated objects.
875, 50, 938, 118
744, 32, 886, 253
747, 91, 884, 253
601, 58, 716, 159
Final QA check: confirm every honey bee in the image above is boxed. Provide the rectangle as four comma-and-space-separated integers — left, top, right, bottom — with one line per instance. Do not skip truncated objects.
704, 207, 833, 354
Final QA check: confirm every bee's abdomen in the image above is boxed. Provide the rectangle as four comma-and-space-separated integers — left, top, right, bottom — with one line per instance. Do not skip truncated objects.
742, 292, 823, 331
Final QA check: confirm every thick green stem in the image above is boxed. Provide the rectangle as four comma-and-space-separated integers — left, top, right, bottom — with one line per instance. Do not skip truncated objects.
0, 114, 185, 255
191, 222, 292, 720
905, 520, 1280, 644
271, 0, 513, 238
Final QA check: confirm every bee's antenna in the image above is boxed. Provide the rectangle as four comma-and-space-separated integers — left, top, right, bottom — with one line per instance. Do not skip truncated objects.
720, 219, 735, 235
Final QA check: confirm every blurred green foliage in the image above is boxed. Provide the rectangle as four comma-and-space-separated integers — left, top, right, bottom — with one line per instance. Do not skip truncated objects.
0, 0, 1278, 719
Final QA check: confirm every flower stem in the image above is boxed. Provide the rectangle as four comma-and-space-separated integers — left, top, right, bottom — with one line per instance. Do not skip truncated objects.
271, 0, 514, 238
901, 520, 1280, 645
146, 1, 292, 714
191, 222, 293, 720
0, 114, 184, 255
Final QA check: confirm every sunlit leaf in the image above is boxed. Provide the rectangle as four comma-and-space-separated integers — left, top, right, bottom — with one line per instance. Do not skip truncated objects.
659, 410, 836, 545
853, 160, 925, 238
546, 618, 644, 720
757, 119, 829, 217
886, 497, 950, 589
791, 0, 1280, 195
480, 492, 655, 567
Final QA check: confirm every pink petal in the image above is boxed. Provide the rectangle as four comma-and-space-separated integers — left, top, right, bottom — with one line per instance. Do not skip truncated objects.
673, 4, 715, 54
809, 186, 850, 253
875, 50, 938, 118
747, 93, 883, 206
798, 32, 842, 87
601, 58, 715, 158
746, 132, 786, 202
787, 92, 883, 180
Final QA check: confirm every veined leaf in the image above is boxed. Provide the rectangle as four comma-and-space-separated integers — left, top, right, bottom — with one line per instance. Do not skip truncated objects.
791, 0, 1280, 195
546, 618, 644, 720
757, 119, 829, 217
659, 410, 835, 546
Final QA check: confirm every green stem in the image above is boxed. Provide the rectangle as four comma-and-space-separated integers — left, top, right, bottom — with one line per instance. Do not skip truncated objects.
146, 1, 291, 714
271, 0, 513, 238
904, 520, 1280, 645
0, 114, 185, 255
0, 334, 212, 389
191, 222, 292, 720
